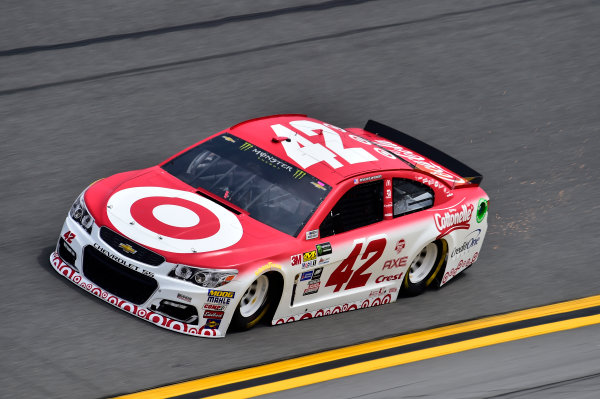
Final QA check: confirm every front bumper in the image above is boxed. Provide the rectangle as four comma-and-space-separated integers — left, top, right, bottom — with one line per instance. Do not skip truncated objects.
51, 217, 242, 338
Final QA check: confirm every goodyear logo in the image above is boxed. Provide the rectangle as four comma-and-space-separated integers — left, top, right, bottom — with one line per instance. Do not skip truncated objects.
293, 169, 306, 179
240, 142, 253, 151
303, 250, 317, 262
208, 290, 235, 298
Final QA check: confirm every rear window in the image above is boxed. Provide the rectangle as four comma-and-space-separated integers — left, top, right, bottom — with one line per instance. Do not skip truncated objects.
161, 134, 331, 236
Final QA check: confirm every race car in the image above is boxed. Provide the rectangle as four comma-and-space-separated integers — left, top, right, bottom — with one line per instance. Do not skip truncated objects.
51, 114, 489, 338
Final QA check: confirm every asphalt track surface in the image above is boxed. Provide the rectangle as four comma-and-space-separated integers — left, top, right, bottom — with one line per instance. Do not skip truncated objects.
0, 0, 598, 398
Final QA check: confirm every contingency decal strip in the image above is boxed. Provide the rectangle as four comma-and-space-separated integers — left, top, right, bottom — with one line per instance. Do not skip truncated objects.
112, 295, 600, 399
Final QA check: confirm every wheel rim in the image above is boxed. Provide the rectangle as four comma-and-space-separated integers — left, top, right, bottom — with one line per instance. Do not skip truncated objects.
239, 275, 269, 317
408, 243, 438, 284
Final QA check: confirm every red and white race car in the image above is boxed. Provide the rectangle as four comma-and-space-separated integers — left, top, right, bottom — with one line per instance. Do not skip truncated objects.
51, 115, 489, 338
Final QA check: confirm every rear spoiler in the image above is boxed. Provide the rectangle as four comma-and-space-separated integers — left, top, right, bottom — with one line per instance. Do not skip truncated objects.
364, 120, 483, 186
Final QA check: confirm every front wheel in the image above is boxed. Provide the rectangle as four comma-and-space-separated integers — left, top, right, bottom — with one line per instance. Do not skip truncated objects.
230, 275, 271, 331
402, 241, 446, 296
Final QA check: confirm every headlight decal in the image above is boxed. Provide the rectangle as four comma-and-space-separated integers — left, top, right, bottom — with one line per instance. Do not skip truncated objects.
69, 191, 94, 234
169, 265, 237, 288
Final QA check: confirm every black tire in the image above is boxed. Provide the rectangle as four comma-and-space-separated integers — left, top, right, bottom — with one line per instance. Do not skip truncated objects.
402, 240, 446, 296
230, 274, 271, 331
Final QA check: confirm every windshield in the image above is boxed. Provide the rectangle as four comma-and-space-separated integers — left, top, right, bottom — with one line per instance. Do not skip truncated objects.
161, 134, 331, 236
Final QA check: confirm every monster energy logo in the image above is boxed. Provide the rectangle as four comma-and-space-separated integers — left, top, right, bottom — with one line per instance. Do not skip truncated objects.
293, 169, 306, 179
240, 142, 253, 151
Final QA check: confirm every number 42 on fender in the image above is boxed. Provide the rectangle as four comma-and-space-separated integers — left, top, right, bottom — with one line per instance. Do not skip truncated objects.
325, 235, 387, 292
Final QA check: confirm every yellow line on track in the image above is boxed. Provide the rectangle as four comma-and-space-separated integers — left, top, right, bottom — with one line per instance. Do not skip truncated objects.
205, 314, 600, 399
114, 295, 600, 399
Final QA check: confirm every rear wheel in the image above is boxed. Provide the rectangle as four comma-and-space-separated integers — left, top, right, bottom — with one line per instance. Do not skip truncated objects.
402, 241, 445, 296
231, 275, 270, 331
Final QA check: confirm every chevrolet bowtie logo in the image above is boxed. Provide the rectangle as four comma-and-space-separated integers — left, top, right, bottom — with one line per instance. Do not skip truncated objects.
119, 243, 137, 254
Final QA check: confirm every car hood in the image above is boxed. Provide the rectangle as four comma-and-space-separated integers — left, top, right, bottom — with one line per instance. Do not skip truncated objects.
84, 166, 295, 268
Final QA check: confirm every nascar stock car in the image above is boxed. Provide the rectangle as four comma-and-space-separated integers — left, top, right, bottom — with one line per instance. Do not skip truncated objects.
51, 114, 489, 338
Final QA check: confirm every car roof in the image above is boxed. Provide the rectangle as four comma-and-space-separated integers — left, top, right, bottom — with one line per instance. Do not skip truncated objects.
228, 114, 412, 187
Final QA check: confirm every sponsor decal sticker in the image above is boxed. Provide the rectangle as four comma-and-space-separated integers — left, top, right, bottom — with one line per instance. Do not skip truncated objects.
369, 287, 387, 297
302, 260, 317, 269
291, 254, 302, 266
106, 186, 243, 254
442, 252, 479, 284
451, 229, 481, 258
306, 229, 319, 240
203, 310, 224, 319
303, 250, 317, 262
311, 181, 327, 191
208, 290, 235, 298
315, 242, 332, 256
176, 293, 192, 303
375, 273, 404, 283
354, 174, 382, 184
434, 204, 474, 238
382, 256, 408, 270
318, 257, 330, 265
118, 243, 137, 254
222, 135, 236, 143
303, 280, 321, 296
394, 239, 405, 254
300, 271, 313, 281
203, 303, 226, 311
206, 289, 235, 305
312, 267, 323, 280
293, 169, 306, 179
205, 319, 221, 329
240, 142, 254, 151
255, 262, 282, 275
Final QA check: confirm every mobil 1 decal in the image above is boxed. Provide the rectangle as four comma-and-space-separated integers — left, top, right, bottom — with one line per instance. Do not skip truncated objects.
325, 234, 387, 292
106, 187, 243, 253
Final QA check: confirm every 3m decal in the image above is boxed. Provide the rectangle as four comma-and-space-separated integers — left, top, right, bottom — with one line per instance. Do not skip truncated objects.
325, 236, 387, 292
271, 120, 378, 169
291, 254, 302, 266
434, 204, 474, 239
106, 187, 243, 253
316, 242, 332, 256
63, 231, 76, 244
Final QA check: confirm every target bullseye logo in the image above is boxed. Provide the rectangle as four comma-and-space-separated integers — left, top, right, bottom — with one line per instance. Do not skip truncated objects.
107, 187, 243, 253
